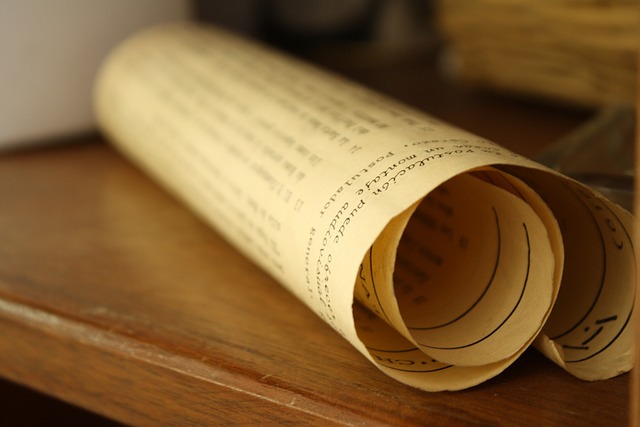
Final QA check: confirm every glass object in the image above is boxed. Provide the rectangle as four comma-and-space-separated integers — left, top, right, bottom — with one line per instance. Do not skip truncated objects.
536, 105, 635, 211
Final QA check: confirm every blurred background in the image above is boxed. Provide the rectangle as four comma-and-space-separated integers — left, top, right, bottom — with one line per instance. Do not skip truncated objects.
197, 0, 637, 107
1, 0, 636, 148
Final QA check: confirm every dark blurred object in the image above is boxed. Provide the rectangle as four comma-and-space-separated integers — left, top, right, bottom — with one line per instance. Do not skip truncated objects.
195, 0, 382, 42
194, 0, 265, 36
196, 0, 436, 64
262, 0, 382, 45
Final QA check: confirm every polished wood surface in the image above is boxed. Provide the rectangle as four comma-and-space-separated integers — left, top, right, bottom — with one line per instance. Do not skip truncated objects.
0, 55, 626, 425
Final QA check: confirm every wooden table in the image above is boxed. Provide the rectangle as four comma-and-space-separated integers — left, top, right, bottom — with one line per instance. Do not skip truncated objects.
0, 51, 628, 425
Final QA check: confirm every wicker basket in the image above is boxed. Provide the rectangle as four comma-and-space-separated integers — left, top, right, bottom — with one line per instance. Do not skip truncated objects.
436, 0, 638, 107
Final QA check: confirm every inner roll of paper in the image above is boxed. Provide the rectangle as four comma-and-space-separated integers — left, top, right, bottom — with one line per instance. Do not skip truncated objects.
354, 170, 561, 373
